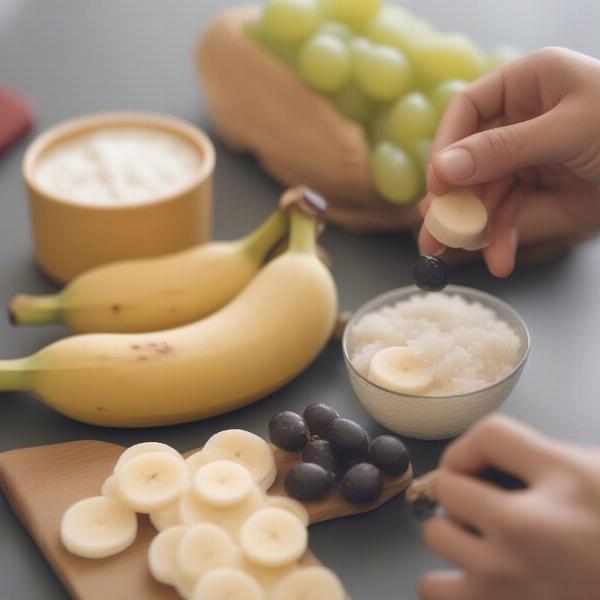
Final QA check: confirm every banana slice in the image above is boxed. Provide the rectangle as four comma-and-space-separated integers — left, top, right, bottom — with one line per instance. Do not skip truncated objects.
193, 460, 253, 508
257, 461, 278, 493
148, 524, 188, 585
368, 346, 434, 396
114, 442, 182, 473
176, 523, 240, 581
192, 568, 264, 600
60, 496, 137, 559
424, 189, 488, 249
203, 430, 276, 487
265, 496, 310, 527
101, 474, 119, 499
175, 571, 197, 600
240, 508, 307, 568
240, 559, 296, 594
179, 487, 265, 539
149, 501, 181, 531
272, 566, 346, 600
116, 451, 188, 513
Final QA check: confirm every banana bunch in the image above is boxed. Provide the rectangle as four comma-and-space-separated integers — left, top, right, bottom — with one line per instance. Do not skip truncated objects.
0, 197, 338, 427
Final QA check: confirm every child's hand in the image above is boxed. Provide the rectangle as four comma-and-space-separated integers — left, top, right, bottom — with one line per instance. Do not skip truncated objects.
419, 415, 600, 600
418, 47, 600, 277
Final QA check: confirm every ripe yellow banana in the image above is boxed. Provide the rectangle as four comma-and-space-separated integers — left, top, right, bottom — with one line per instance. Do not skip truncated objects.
9, 209, 288, 333
0, 210, 337, 427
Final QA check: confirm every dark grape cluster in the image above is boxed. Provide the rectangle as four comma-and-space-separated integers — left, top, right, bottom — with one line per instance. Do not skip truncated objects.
268, 403, 411, 505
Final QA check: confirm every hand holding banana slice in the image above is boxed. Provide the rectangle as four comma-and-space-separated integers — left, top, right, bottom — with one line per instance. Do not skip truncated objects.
60, 433, 347, 599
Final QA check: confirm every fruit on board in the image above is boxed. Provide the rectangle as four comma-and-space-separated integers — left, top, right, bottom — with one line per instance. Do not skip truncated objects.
328, 417, 370, 460
240, 507, 308, 567
369, 435, 410, 476
269, 411, 309, 452
251, 1, 514, 208
424, 188, 488, 249
284, 462, 334, 501
412, 255, 449, 292
302, 440, 341, 476
272, 566, 345, 600
0, 206, 338, 427
368, 346, 435, 395
9, 208, 289, 333
264, 0, 321, 43
302, 402, 339, 440
340, 462, 384, 504
60, 496, 137, 559
60, 434, 348, 598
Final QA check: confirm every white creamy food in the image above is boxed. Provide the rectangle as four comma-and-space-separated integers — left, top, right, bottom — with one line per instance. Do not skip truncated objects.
35, 126, 203, 205
349, 292, 522, 397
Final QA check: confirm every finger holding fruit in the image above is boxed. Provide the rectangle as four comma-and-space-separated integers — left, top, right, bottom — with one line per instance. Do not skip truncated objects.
419, 415, 600, 600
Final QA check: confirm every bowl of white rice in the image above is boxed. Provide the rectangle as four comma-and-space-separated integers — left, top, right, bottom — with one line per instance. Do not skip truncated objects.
343, 285, 530, 440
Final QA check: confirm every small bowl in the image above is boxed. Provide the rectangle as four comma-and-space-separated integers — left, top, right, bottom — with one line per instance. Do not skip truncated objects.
23, 111, 215, 283
342, 285, 531, 440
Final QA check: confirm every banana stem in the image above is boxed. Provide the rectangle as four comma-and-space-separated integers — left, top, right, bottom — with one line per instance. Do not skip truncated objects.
240, 209, 289, 263
9, 294, 62, 325
288, 211, 317, 254
0, 359, 32, 391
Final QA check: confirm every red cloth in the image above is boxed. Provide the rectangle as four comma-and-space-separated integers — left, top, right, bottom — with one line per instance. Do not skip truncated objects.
0, 84, 35, 155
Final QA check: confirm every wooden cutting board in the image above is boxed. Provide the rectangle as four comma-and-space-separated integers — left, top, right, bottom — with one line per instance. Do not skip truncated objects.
0, 440, 412, 599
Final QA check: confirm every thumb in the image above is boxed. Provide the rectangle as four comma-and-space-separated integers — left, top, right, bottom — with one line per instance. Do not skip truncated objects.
432, 107, 576, 185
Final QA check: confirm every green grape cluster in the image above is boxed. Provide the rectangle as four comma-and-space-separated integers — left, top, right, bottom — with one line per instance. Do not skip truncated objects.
250, 0, 519, 206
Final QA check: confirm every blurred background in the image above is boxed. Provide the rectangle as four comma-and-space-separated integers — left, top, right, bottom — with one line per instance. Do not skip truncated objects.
1, 1, 599, 599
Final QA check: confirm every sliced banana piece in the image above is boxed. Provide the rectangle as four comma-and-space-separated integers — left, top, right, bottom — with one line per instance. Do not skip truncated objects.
257, 460, 278, 493
272, 566, 346, 600
203, 430, 276, 487
424, 189, 488, 249
148, 524, 188, 585
193, 460, 253, 508
175, 571, 197, 600
240, 508, 308, 568
240, 559, 296, 594
60, 496, 137, 559
265, 496, 310, 527
176, 523, 239, 581
192, 568, 264, 600
114, 442, 182, 473
116, 451, 188, 513
179, 487, 265, 539
101, 474, 119, 499
368, 346, 434, 396
149, 501, 181, 531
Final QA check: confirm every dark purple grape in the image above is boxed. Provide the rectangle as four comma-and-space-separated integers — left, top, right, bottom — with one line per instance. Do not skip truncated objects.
369, 435, 410, 476
284, 463, 333, 502
328, 417, 369, 460
412, 256, 449, 292
268, 411, 308, 452
341, 463, 384, 504
303, 403, 340, 440
302, 440, 341, 477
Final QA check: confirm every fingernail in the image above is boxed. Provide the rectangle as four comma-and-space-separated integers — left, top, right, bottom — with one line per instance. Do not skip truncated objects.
437, 147, 476, 181
509, 227, 519, 254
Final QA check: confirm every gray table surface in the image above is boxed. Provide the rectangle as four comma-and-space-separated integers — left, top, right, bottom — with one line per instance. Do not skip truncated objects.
1, 1, 599, 598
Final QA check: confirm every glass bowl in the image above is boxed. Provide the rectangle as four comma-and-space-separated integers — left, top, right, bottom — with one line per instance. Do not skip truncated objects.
342, 285, 531, 440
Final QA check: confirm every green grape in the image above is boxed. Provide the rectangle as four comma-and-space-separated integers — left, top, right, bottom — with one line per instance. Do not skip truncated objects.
247, 17, 301, 68
365, 5, 435, 58
406, 137, 432, 171
430, 79, 468, 122
387, 92, 437, 146
318, 20, 354, 42
369, 107, 392, 144
264, 0, 322, 44
412, 33, 485, 87
485, 45, 521, 72
299, 33, 352, 92
328, 0, 382, 31
354, 43, 412, 102
333, 84, 378, 124
370, 142, 422, 205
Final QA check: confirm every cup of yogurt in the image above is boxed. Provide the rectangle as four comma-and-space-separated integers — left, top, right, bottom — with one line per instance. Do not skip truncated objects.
343, 286, 530, 440
23, 112, 215, 281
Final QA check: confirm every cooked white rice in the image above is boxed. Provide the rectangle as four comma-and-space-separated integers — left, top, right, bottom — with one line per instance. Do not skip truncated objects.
349, 293, 522, 397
